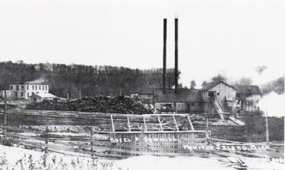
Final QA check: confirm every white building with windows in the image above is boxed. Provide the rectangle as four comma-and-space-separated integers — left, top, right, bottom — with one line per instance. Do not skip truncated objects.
10, 82, 49, 99
0, 90, 13, 99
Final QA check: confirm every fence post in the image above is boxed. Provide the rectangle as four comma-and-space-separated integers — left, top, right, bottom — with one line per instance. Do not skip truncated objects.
44, 125, 48, 167
45, 126, 48, 144
206, 118, 209, 138
90, 126, 93, 156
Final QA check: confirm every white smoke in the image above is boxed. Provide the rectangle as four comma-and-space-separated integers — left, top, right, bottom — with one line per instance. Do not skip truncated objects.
25, 77, 46, 84
258, 92, 285, 117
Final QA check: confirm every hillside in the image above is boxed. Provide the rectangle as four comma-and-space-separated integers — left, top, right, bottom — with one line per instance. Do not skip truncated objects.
260, 76, 284, 95
0, 61, 179, 98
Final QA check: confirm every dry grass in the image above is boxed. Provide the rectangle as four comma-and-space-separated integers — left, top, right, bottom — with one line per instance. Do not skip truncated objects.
0, 149, 121, 170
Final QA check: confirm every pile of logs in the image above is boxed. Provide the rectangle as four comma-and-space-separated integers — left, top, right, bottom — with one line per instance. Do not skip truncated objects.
26, 96, 154, 114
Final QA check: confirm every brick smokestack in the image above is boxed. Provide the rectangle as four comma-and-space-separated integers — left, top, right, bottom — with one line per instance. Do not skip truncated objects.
175, 18, 178, 93
163, 18, 167, 93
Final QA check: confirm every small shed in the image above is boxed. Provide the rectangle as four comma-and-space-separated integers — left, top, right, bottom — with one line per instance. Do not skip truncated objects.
236, 85, 262, 112
200, 81, 237, 113
236, 85, 262, 99
30, 93, 58, 102
154, 88, 203, 113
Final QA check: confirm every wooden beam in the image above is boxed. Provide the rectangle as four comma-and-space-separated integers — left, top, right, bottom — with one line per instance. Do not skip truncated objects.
111, 130, 208, 134
127, 116, 131, 132
187, 115, 195, 131
110, 114, 115, 133
90, 127, 93, 155
206, 118, 209, 138
143, 116, 147, 131
173, 115, 179, 132
157, 115, 164, 131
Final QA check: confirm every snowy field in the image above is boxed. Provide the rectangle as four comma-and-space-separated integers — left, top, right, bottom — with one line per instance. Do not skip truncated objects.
0, 144, 284, 170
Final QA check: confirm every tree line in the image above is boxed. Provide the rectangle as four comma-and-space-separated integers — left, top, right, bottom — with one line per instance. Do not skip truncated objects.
0, 61, 178, 98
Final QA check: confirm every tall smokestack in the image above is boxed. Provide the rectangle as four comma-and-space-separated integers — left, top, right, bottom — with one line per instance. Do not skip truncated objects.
175, 18, 178, 93
163, 18, 167, 93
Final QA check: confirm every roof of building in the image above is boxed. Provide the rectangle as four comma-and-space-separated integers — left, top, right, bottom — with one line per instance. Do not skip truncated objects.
200, 81, 237, 91
155, 88, 203, 103
236, 85, 262, 94
25, 78, 48, 85
32, 93, 57, 98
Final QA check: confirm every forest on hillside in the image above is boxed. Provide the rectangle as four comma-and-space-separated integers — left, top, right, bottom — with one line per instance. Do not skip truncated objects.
202, 73, 284, 95
0, 61, 178, 98
260, 77, 284, 95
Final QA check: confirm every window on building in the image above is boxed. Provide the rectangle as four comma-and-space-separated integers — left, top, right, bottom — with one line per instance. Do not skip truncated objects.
27, 85, 29, 90
22, 86, 24, 90
191, 103, 195, 106
32, 86, 34, 90
16, 85, 19, 91
27, 92, 29, 97
39, 86, 41, 90
35, 86, 37, 90
10, 86, 13, 90
15, 92, 18, 97
45, 86, 47, 90
21, 92, 23, 97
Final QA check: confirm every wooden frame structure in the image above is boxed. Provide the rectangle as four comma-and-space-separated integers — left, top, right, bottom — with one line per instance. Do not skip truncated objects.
2, 110, 209, 157
104, 114, 208, 156
107, 113, 195, 133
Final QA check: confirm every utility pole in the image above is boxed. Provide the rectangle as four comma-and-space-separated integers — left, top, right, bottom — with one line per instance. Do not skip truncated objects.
79, 81, 82, 98
265, 110, 269, 145
2, 64, 8, 144
4, 89, 7, 125
3, 64, 7, 125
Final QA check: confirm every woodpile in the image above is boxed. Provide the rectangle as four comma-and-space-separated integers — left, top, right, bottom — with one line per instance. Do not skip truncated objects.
26, 96, 154, 114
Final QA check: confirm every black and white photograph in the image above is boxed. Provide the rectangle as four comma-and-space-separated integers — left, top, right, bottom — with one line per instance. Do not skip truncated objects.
0, 0, 284, 169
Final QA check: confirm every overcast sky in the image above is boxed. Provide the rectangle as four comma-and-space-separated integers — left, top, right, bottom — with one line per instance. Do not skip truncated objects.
1, 0, 284, 88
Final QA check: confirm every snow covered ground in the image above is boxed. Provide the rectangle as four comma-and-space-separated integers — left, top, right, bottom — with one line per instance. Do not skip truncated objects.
0, 144, 284, 170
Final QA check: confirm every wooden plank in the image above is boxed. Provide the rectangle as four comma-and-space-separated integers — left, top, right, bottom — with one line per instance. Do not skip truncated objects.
127, 116, 131, 132
9, 110, 190, 117
7, 135, 124, 158
157, 115, 163, 131
235, 151, 270, 158
172, 115, 179, 132
102, 130, 207, 134
208, 137, 244, 144
110, 114, 115, 133
3, 133, 204, 158
187, 115, 195, 131
143, 116, 147, 131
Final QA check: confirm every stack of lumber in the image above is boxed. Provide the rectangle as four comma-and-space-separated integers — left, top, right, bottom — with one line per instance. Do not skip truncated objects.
26, 96, 154, 114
